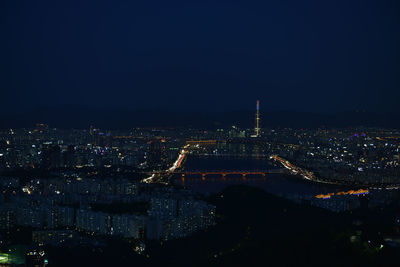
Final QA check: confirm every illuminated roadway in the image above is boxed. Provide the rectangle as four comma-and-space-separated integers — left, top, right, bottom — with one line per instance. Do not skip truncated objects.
270, 154, 339, 185
141, 144, 190, 184
271, 154, 400, 190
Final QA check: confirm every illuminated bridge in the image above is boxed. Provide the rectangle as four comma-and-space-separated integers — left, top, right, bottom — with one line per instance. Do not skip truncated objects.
176, 169, 285, 181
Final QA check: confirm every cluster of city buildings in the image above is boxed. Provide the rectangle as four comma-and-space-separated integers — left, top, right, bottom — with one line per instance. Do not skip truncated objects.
0, 123, 399, 261
263, 128, 400, 185
0, 175, 216, 248
0, 125, 183, 171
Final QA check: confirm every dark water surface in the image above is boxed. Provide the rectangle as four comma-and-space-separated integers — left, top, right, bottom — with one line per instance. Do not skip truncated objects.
172, 155, 348, 198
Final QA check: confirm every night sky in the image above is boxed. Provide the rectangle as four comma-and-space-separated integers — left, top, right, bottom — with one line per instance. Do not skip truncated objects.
1, 0, 400, 112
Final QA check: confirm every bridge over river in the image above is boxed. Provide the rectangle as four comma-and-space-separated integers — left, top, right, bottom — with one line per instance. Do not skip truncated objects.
142, 142, 285, 184
175, 169, 285, 182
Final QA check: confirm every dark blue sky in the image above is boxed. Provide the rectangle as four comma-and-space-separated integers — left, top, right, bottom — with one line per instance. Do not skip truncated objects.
1, 0, 399, 112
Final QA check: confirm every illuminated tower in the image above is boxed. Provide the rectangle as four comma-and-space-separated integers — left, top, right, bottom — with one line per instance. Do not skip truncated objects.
255, 100, 260, 137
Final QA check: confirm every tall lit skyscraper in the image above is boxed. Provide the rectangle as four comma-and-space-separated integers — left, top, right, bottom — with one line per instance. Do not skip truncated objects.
254, 100, 261, 137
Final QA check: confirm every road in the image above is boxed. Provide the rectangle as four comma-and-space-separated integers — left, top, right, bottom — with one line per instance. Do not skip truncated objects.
141, 144, 190, 184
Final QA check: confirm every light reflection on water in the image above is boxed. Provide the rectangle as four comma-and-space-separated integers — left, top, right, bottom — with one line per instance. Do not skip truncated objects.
172, 155, 348, 198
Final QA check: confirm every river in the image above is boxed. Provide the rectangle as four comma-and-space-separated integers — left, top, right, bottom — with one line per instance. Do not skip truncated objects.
172, 154, 350, 198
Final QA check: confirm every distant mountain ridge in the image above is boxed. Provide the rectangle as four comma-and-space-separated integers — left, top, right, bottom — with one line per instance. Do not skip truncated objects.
0, 106, 398, 129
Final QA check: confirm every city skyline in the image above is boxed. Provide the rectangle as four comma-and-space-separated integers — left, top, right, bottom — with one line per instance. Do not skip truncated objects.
1, 105, 399, 130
